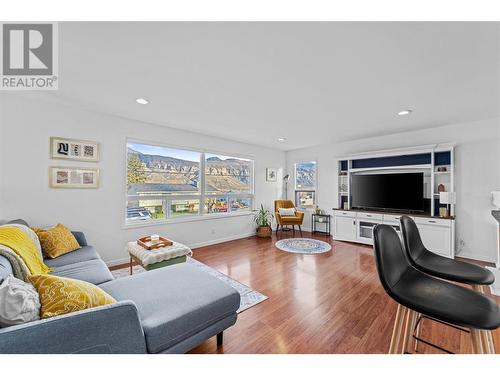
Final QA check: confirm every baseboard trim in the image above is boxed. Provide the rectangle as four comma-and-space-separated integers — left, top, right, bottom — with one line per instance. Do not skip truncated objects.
456, 251, 496, 264
188, 232, 255, 249
105, 231, 255, 267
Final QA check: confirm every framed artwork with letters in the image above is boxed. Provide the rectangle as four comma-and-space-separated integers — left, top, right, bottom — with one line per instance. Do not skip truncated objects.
50, 137, 100, 162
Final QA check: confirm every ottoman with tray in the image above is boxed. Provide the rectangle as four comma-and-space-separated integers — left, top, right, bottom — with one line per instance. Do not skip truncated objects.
127, 238, 192, 274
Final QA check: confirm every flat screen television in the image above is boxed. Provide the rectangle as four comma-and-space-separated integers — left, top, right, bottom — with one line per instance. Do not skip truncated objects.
351, 172, 424, 213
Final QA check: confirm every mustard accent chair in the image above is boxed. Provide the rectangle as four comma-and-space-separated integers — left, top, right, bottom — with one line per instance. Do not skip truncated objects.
274, 200, 304, 235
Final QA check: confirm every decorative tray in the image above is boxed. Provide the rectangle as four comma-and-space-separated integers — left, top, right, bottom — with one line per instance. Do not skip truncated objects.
137, 236, 173, 250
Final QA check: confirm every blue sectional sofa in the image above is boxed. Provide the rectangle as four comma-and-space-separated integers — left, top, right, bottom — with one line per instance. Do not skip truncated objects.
0, 220, 240, 354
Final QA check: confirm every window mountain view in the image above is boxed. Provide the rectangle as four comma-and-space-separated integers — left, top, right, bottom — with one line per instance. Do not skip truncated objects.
126, 143, 253, 222
127, 146, 252, 195
295, 161, 316, 190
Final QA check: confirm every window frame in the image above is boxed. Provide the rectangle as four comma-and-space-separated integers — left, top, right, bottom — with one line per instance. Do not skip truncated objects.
124, 139, 255, 227
294, 160, 317, 209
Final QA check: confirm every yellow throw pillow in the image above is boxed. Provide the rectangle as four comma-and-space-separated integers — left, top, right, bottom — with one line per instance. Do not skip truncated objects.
29, 274, 116, 319
32, 224, 81, 259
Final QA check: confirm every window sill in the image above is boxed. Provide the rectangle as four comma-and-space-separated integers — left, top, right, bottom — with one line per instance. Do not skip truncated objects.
122, 210, 254, 230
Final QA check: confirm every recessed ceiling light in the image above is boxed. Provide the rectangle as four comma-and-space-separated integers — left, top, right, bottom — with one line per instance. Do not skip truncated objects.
398, 109, 412, 116
136, 98, 149, 105
278, 137, 286, 142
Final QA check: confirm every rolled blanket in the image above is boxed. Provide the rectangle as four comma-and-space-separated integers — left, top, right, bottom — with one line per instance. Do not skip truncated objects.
0, 245, 30, 281
0, 227, 51, 279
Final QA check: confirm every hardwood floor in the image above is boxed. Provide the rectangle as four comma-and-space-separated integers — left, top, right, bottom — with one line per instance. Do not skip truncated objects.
184, 231, 500, 354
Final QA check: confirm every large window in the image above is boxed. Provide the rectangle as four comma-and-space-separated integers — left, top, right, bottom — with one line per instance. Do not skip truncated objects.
294, 161, 316, 209
126, 142, 253, 225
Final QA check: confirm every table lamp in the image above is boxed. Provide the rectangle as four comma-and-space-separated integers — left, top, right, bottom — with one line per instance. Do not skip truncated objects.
439, 192, 456, 218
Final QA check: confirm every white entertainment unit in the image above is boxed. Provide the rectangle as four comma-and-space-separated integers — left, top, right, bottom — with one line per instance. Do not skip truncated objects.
333, 144, 456, 258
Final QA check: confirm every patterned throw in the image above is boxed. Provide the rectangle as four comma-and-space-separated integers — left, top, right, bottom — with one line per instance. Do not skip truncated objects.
29, 274, 116, 319
0, 227, 52, 276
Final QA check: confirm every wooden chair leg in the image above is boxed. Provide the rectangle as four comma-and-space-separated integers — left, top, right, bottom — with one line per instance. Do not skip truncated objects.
481, 330, 494, 354
292, 225, 295, 234
473, 285, 495, 354
130, 257, 133, 275
481, 331, 493, 354
298, 225, 303, 236
487, 331, 495, 353
389, 304, 406, 354
471, 329, 484, 354
401, 309, 415, 353
276, 224, 280, 232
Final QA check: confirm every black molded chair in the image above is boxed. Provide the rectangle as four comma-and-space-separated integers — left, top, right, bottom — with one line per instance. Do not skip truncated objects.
373, 224, 500, 354
400, 215, 495, 352
400, 215, 494, 286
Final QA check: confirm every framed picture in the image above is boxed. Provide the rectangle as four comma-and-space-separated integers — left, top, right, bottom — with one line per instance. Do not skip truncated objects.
50, 137, 100, 162
49, 167, 100, 188
295, 190, 315, 209
266, 168, 277, 182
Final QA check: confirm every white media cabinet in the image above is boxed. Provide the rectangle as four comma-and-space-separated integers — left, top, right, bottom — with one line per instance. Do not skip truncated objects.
334, 144, 456, 258
333, 209, 455, 258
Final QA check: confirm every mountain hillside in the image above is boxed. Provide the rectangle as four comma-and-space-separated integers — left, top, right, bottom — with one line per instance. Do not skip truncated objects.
128, 148, 251, 193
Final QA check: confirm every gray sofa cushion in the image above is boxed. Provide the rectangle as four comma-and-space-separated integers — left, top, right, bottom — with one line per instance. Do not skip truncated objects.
100, 263, 240, 353
52, 259, 113, 285
6, 219, 29, 227
71, 232, 88, 247
0, 256, 13, 283
44, 246, 100, 268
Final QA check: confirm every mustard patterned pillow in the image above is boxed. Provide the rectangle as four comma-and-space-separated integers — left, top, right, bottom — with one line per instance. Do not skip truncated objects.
32, 224, 81, 259
29, 274, 116, 319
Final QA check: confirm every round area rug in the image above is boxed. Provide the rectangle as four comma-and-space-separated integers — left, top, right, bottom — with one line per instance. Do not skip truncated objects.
275, 238, 332, 254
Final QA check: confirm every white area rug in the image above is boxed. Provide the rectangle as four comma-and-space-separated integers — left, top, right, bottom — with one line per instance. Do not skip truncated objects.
111, 257, 268, 313
486, 266, 500, 296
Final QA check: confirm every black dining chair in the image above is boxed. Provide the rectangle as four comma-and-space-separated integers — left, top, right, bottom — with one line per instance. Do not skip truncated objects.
373, 224, 500, 354
400, 215, 495, 352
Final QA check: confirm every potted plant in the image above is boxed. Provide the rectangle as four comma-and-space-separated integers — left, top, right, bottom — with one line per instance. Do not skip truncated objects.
254, 204, 273, 238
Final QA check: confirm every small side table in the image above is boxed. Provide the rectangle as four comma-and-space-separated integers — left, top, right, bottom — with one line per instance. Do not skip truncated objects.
312, 214, 331, 235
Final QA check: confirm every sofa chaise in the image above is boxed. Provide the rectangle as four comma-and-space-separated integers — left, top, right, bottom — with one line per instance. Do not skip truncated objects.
0, 219, 240, 354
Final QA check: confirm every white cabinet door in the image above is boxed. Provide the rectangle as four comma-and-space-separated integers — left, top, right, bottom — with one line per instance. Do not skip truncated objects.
334, 216, 357, 241
417, 224, 452, 258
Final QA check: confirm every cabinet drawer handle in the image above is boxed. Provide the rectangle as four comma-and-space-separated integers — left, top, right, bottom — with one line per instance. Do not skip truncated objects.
428, 220, 436, 223
366, 214, 372, 217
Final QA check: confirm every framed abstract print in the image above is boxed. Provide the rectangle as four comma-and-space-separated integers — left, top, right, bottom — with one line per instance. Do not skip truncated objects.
49, 167, 100, 188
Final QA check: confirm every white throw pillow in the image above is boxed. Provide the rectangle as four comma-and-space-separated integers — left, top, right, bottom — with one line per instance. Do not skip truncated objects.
0, 276, 40, 327
278, 208, 296, 216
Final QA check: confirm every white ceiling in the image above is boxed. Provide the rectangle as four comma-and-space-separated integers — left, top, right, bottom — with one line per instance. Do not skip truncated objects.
29, 22, 500, 150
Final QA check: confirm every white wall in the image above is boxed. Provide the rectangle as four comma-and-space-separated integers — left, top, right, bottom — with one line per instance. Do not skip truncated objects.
0, 95, 285, 265
286, 118, 500, 262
